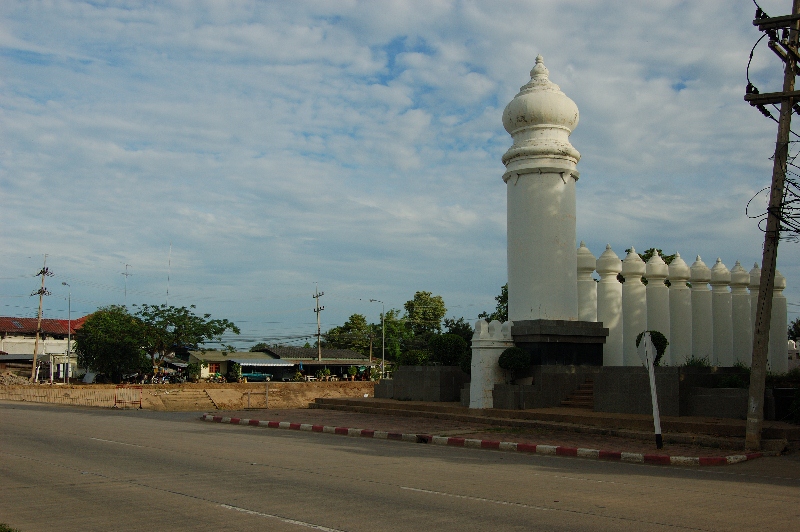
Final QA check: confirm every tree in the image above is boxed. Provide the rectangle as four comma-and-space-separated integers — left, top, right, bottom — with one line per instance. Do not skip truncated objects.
403, 291, 446, 337
444, 317, 473, 344
478, 283, 508, 323
134, 304, 240, 371
249, 342, 271, 352
381, 308, 409, 362
789, 317, 800, 342
429, 333, 469, 366
324, 313, 372, 356
74, 305, 149, 383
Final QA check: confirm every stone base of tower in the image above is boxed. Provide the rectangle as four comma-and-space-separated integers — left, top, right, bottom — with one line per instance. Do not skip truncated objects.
511, 320, 609, 366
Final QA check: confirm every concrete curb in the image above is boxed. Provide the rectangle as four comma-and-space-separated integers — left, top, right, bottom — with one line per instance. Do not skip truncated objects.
200, 414, 763, 467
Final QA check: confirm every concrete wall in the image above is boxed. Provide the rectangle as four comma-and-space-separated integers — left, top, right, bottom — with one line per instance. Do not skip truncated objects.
493, 365, 602, 410
686, 388, 748, 419
594, 366, 680, 417
389, 366, 469, 402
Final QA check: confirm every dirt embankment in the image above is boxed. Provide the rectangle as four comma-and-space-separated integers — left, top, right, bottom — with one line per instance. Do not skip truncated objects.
0, 380, 375, 411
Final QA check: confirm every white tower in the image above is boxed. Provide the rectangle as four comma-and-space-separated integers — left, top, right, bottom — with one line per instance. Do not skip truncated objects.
502, 55, 581, 321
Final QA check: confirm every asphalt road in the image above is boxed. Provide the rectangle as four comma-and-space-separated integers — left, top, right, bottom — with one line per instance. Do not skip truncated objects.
1, 402, 799, 532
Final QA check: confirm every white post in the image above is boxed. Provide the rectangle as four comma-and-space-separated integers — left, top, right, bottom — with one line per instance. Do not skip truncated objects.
637, 332, 663, 449
690, 256, 713, 364
503, 56, 580, 322
597, 245, 623, 366
470, 320, 514, 409
668, 253, 692, 366
622, 247, 646, 367
710, 258, 733, 367
577, 241, 597, 322
645, 251, 670, 364
730, 261, 753, 367
769, 271, 789, 373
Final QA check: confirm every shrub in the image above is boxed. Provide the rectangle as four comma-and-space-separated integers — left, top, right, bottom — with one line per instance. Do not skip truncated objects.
498, 347, 530, 372
683, 355, 711, 368
460, 350, 472, 376
347, 365, 358, 376
717, 374, 748, 388
429, 333, 469, 367
635, 330, 669, 366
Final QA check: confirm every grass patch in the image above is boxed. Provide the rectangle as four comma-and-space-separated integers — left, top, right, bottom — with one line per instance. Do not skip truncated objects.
0, 524, 21, 532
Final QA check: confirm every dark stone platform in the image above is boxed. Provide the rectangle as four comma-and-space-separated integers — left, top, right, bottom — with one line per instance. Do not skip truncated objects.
511, 319, 608, 366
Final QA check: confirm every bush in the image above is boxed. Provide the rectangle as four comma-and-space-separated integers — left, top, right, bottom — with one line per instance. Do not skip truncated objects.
635, 330, 669, 366
683, 355, 711, 368
498, 347, 530, 372
717, 374, 749, 388
429, 333, 469, 366
460, 350, 471, 376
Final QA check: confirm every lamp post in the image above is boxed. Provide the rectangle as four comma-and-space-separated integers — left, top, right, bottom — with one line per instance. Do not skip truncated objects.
369, 299, 385, 379
62, 282, 71, 384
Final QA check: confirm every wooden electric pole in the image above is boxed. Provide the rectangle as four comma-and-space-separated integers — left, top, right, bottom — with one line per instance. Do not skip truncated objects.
744, 0, 800, 450
30, 255, 52, 382
313, 284, 324, 362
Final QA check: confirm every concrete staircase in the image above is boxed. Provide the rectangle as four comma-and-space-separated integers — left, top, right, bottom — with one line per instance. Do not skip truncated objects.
158, 388, 217, 411
560, 379, 593, 409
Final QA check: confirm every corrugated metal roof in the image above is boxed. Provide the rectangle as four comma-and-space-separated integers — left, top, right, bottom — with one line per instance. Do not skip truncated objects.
264, 346, 368, 361
229, 358, 294, 367
0, 316, 86, 335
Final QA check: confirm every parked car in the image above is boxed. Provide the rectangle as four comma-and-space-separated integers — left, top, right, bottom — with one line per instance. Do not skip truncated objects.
241, 372, 272, 382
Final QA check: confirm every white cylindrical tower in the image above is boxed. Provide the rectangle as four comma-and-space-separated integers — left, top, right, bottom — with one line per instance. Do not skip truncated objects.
769, 270, 788, 373
503, 55, 580, 322
621, 247, 646, 367
690, 256, 713, 364
577, 241, 597, 322
597, 245, 623, 366
730, 261, 752, 366
710, 258, 732, 367
668, 253, 692, 366
645, 251, 671, 364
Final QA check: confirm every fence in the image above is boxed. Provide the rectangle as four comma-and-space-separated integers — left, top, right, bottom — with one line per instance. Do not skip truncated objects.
578, 242, 788, 371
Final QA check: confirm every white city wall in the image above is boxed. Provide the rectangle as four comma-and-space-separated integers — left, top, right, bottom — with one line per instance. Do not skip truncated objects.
577, 243, 789, 372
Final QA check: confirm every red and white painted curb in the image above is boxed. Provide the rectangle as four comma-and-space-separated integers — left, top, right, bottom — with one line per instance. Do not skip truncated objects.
200, 414, 762, 467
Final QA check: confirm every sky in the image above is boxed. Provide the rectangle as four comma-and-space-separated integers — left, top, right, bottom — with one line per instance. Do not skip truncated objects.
2, 0, 799, 349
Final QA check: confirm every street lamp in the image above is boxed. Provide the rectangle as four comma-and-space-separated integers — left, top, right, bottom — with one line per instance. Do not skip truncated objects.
369, 299, 385, 379
62, 282, 71, 384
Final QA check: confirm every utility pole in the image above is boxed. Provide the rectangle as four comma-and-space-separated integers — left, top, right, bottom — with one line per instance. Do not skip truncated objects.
62, 282, 71, 384
370, 299, 385, 378
744, 0, 800, 450
30, 255, 53, 382
121, 263, 133, 305
313, 284, 324, 362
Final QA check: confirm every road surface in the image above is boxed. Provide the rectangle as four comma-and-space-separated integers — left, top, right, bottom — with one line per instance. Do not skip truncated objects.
1, 401, 798, 531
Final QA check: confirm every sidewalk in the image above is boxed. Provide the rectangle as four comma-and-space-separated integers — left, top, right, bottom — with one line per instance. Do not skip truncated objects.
206, 406, 773, 465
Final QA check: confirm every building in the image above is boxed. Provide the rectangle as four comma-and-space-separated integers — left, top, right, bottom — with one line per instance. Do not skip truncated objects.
0, 316, 86, 379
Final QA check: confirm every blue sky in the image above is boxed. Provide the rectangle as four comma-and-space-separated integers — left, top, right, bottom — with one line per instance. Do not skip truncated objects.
1, 0, 798, 348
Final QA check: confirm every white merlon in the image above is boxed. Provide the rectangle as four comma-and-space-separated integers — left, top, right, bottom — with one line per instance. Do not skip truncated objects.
646, 251, 670, 364
668, 253, 692, 366
470, 320, 514, 409
711, 258, 733, 367
596, 245, 623, 366
621, 247, 646, 367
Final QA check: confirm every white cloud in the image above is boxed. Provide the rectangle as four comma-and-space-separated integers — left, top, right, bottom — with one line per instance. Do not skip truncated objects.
2, 0, 799, 344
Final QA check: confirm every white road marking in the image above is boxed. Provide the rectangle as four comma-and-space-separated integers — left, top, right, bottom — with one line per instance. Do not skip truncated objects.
400, 486, 554, 511
89, 437, 144, 447
220, 504, 345, 531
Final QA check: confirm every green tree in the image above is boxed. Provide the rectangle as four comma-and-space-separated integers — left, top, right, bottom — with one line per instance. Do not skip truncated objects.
134, 304, 240, 371
381, 308, 409, 362
429, 333, 469, 367
789, 317, 800, 342
444, 317, 473, 344
403, 291, 446, 337
324, 313, 372, 356
249, 342, 271, 352
478, 283, 508, 322
74, 305, 149, 383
